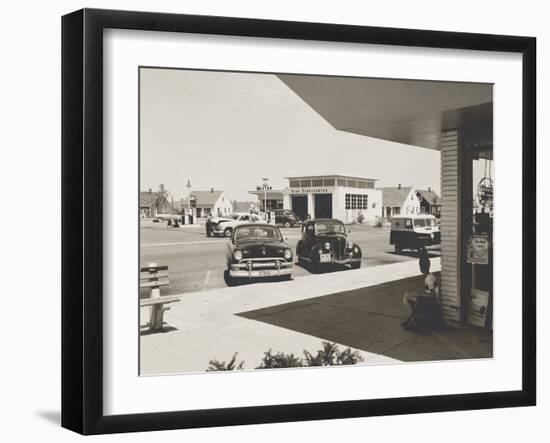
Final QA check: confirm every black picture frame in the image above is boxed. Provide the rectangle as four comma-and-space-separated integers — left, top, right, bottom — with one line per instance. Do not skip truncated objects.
61, 8, 536, 435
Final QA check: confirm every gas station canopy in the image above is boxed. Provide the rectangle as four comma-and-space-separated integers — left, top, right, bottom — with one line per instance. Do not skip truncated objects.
278, 75, 493, 150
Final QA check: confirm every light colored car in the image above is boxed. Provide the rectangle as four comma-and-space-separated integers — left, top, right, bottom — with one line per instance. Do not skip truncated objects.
212, 213, 268, 237
153, 213, 181, 222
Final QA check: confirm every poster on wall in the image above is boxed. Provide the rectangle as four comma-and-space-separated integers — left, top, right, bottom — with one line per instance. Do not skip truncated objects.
468, 289, 490, 327
466, 233, 490, 265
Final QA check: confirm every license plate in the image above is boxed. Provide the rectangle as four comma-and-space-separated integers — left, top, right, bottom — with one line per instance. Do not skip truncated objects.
258, 270, 272, 276
320, 253, 331, 263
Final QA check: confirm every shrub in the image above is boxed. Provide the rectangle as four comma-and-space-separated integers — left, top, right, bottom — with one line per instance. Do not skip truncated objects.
304, 341, 364, 366
255, 350, 304, 369
207, 353, 245, 371
207, 342, 364, 371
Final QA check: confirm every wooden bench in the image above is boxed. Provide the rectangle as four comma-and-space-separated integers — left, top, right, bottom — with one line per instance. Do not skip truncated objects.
140, 263, 181, 332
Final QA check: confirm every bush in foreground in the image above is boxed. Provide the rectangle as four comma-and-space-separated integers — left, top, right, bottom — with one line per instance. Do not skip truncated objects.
206, 353, 245, 371
207, 342, 364, 371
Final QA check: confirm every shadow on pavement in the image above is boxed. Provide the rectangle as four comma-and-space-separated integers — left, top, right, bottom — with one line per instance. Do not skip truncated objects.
388, 249, 441, 259
237, 274, 492, 362
294, 262, 361, 275
140, 325, 178, 336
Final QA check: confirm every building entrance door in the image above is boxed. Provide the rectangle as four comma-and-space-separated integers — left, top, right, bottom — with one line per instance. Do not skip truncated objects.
291, 195, 308, 221
314, 194, 332, 218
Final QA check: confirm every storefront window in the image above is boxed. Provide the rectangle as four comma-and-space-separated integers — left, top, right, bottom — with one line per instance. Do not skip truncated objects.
345, 193, 369, 210
300, 180, 311, 187
312, 179, 323, 186
323, 178, 335, 186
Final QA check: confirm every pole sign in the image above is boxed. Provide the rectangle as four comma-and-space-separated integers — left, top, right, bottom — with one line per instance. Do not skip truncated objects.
466, 233, 490, 265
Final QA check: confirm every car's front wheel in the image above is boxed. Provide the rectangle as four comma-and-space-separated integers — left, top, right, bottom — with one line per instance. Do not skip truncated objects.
351, 261, 361, 270
224, 227, 233, 237
309, 260, 321, 273
224, 269, 236, 286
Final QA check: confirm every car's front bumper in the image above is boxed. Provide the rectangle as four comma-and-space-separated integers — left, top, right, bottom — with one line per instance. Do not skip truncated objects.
325, 257, 361, 265
229, 259, 293, 278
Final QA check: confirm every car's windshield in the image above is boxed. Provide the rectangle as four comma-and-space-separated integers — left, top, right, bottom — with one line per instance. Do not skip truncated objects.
413, 218, 436, 228
314, 221, 345, 235
234, 226, 282, 242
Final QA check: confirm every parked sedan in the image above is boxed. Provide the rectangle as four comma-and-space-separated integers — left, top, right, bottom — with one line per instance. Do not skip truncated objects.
273, 209, 300, 227
224, 224, 293, 285
153, 213, 181, 222
296, 219, 362, 271
212, 213, 267, 237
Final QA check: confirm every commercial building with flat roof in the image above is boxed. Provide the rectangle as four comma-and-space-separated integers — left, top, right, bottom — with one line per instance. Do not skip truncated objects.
249, 174, 382, 224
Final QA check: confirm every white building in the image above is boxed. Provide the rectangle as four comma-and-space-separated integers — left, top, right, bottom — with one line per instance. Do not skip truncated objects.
379, 185, 421, 218
179, 189, 233, 218
249, 174, 382, 224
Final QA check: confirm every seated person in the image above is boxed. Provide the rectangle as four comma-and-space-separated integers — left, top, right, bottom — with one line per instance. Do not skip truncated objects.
402, 249, 445, 331
403, 248, 439, 306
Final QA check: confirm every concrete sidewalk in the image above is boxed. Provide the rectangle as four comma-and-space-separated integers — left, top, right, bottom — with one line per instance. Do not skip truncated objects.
140, 258, 491, 375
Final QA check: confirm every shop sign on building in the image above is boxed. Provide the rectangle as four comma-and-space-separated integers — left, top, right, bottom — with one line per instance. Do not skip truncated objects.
466, 233, 490, 265
289, 188, 332, 194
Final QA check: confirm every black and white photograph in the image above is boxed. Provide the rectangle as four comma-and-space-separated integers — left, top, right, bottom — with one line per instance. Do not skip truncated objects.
139, 68, 494, 375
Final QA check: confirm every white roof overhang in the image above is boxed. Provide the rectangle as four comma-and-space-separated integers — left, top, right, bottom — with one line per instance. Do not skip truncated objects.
278, 75, 493, 151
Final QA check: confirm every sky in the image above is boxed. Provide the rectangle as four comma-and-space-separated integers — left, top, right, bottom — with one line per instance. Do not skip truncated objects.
140, 68, 445, 203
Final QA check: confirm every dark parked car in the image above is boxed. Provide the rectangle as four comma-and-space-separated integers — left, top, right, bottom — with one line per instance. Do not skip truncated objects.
273, 209, 299, 227
296, 219, 362, 271
224, 224, 293, 285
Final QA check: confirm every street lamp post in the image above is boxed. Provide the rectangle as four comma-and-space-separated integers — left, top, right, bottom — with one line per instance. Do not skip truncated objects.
256, 178, 272, 221
186, 180, 192, 224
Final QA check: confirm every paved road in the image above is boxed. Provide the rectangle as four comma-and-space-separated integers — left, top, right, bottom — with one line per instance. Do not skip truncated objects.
140, 221, 440, 296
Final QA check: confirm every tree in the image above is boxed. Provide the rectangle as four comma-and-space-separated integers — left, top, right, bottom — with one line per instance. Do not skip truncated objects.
157, 183, 169, 199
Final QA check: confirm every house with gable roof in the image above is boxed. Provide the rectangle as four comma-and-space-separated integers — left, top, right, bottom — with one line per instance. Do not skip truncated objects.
140, 189, 172, 218
379, 184, 421, 219
175, 188, 233, 218
416, 187, 441, 217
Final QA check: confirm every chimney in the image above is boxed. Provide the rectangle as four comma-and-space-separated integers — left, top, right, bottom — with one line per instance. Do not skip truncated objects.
398, 183, 401, 190
210, 187, 214, 193
428, 186, 431, 192
148, 188, 152, 194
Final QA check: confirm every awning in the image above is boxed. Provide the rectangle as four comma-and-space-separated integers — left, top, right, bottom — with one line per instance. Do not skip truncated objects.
277, 75, 493, 150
